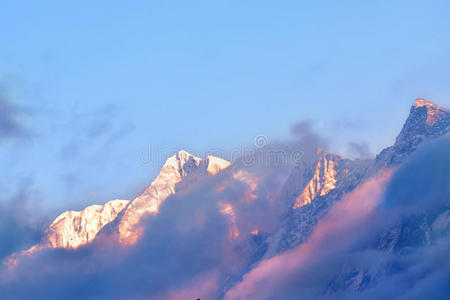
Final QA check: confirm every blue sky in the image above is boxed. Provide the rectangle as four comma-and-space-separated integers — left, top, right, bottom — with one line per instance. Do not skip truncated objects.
1, 0, 450, 211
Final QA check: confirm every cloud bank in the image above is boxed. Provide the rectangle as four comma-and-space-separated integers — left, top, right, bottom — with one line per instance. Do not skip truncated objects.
1, 127, 448, 299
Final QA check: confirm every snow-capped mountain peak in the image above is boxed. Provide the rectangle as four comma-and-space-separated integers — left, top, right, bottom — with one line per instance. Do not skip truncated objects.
160, 150, 230, 177
162, 150, 203, 176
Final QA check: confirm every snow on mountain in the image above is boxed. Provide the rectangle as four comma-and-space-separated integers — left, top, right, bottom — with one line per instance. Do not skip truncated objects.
41, 199, 129, 249
116, 150, 231, 244
292, 149, 340, 208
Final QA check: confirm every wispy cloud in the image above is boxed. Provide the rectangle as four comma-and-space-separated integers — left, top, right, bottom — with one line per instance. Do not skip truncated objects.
57, 103, 135, 160
347, 141, 372, 159
0, 88, 30, 141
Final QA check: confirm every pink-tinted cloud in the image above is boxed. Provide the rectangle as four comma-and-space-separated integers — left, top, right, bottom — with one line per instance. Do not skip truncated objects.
226, 170, 392, 299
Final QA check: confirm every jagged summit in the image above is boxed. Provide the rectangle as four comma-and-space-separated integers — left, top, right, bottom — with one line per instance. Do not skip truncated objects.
162, 150, 203, 178
398, 98, 449, 145
413, 98, 444, 110
163, 150, 230, 176
176, 149, 194, 156
375, 99, 449, 168
411, 98, 448, 126
164, 150, 201, 167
